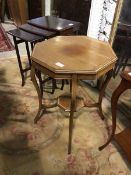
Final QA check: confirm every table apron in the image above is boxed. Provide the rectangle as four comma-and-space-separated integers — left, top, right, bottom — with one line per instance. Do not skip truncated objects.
32, 61, 115, 80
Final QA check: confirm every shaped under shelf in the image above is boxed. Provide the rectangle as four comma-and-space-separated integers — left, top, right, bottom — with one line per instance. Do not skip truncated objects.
58, 93, 85, 112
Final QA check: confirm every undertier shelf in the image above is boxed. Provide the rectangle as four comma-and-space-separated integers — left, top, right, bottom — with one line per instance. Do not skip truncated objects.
58, 93, 85, 112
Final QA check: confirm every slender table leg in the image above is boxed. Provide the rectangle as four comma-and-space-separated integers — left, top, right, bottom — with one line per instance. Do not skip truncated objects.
99, 78, 128, 150
35, 70, 44, 97
13, 36, 25, 86
25, 41, 32, 67
84, 70, 113, 120
31, 42, 34, 51
97, 70, 113, 120
68, 74, 77, 154
31, 64, 43, 123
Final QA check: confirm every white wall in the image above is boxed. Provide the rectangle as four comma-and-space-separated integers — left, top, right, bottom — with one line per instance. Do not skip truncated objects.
45, 0, 51, 16
87, 0, 118, 42
87, 0, 105, 39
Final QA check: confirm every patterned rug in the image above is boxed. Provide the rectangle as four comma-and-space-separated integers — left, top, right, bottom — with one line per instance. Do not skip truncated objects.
0, 57, 131, 175
0, 23, 14, 52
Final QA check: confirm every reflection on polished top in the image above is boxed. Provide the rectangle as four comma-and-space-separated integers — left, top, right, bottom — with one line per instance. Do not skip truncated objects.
31, 36, 117, 74
28, 16, 80, 32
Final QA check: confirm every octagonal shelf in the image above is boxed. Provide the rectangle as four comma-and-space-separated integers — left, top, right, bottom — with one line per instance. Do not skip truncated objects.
58, 93, 85, 112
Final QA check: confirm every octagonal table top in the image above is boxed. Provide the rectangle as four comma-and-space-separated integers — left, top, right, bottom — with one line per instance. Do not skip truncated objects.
31, 36, 117, 75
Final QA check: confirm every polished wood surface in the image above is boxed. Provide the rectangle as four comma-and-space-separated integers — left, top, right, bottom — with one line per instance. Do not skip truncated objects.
19, 24, 56, 38
28, 16, 80, 33
7, 29, 43, 42
31, 36, 117, 154
31, 36, 117, 75
99, 70, 131, 162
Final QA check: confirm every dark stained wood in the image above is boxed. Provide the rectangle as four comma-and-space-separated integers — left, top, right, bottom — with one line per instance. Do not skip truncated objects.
53, 0, 91, 34
7, 29, 43, 42
75, 0, 91, 34
115, 127, 131, 162
28, 0, 42, 19
7, 29, 43, 86
19, 24, 56, 38
28, 16, 80, 35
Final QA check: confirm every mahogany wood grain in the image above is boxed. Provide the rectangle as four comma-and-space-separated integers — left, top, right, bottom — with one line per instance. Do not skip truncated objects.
28, 16, 80, 35
19, 24, 56, 38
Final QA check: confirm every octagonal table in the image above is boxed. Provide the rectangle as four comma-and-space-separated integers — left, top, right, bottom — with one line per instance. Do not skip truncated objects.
31, 36, 117, 154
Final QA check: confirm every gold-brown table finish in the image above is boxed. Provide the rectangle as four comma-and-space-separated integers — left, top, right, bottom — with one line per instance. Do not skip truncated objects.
31, 36, 117, 154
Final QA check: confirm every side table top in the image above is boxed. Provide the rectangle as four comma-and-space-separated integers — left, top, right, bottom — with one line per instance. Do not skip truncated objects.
28, 16, 80, 32
19, 24, 56, 38
31, 36, 117, 75
7, 29, 43, 42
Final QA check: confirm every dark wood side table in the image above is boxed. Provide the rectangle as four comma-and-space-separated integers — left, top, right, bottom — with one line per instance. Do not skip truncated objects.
30, 36, 117, 154
19, 23, 56, 39
7, 29, 43, 86
99, 70, 131, 162
28, 16, 81, 35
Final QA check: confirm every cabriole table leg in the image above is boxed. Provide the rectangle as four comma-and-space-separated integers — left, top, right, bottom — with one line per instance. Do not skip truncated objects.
97, 70, 113, 120
99, 77, 129, 150
31, 64, 43, 123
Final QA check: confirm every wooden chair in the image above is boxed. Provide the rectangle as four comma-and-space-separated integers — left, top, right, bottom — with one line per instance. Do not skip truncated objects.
99, 70, 131, 162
